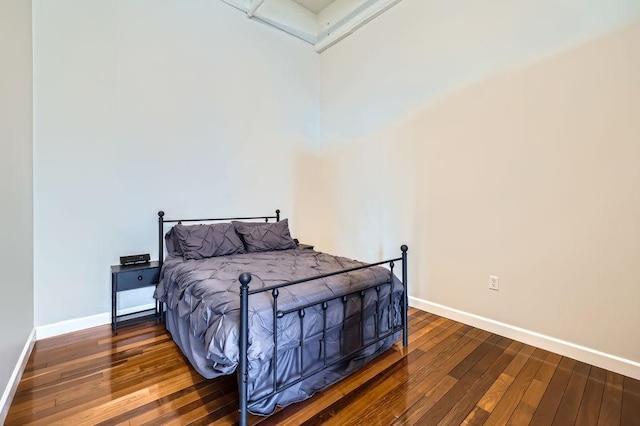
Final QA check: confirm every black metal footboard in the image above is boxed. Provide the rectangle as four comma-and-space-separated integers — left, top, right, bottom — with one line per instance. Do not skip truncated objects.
237, 245, 408, 426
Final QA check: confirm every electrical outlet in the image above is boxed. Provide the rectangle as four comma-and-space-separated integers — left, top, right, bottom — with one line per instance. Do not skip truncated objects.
489, 275, 499, 291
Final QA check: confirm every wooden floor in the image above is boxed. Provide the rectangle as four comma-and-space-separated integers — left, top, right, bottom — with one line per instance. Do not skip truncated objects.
6, 308, 640, 425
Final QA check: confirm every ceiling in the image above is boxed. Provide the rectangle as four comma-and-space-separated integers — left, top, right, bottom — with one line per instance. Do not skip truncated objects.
291, 0, 336, 14
221, 0, 403, 52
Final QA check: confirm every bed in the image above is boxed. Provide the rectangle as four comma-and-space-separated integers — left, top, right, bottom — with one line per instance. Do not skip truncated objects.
154, 210, 408, 425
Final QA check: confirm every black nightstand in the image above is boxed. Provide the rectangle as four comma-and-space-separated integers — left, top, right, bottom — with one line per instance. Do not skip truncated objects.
297, 243, 314, 250
111, 261, 161, 335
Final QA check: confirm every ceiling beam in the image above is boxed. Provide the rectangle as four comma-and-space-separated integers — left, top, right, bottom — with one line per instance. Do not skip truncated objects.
315, 0, 403, 52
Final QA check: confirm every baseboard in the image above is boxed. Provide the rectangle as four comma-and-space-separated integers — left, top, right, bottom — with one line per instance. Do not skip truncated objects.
35, 303, 156, 340
0, 328, 36, 424
409, 296, 640, 380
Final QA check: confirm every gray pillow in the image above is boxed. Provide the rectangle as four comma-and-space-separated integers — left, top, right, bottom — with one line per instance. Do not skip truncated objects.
173, 223, 246, 260
164, 227, 183, 257
233, 219, 297, 253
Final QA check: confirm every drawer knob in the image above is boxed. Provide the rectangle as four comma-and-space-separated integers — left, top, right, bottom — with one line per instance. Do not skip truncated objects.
138, 275, 143, 281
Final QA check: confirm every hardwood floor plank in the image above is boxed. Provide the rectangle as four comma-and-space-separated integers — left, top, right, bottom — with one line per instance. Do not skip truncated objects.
575, 366, 606, 426
6, 311, 640, 426
598, 370, 624, 426
621, 375, 640, 426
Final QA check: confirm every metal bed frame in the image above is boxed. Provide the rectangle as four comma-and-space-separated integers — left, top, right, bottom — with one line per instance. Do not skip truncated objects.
157, 210, 408, 426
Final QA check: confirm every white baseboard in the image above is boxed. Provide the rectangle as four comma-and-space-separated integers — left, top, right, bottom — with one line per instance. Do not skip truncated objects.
0, 328, 36, 425
409, 296, 640, 380
35, 304, 156, 340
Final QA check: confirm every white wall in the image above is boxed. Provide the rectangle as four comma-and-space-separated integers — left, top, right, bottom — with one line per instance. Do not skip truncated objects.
33, 0, 319, 326
0, 0, 34, 417
309, 0, 640, 369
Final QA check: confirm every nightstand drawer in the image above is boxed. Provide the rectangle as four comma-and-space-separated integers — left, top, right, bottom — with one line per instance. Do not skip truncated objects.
114, 267, 160, 291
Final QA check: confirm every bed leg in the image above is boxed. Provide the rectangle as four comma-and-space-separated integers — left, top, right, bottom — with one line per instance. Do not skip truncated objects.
239, 273, 252, 426
401, 245, 408, 347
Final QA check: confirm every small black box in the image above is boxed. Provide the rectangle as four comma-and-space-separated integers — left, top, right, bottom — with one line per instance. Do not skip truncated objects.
120, 253, 150, 266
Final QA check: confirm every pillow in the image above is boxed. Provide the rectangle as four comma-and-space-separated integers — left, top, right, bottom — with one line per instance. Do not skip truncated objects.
233, 219, 297, 253
173, 223, 245, 260
164, 227, 183, 257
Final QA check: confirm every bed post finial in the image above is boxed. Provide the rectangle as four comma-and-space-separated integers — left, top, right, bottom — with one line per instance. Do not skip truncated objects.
401, 244, 408, 253
158, 211, 165, 218
276, 209, 280, 221
239, 273, 252, 286
238, 272, 251, 426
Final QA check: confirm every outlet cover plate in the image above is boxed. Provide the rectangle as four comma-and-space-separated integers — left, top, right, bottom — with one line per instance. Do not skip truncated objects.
489, 275, 499, 291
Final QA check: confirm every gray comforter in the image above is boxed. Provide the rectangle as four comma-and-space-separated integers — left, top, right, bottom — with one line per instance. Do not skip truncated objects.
154, 248, 403, 414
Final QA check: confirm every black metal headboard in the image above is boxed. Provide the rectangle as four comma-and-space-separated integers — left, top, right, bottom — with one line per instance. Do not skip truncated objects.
157, 209, 280, 266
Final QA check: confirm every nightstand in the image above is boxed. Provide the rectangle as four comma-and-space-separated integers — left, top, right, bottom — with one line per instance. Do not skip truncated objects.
111, 261, 161, 335
297, 243, 314, 250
